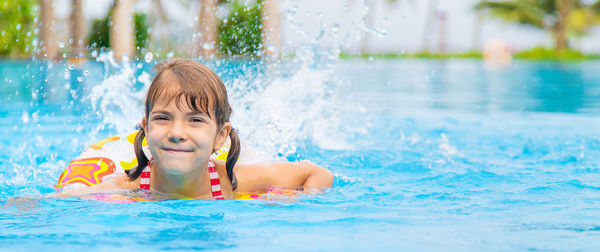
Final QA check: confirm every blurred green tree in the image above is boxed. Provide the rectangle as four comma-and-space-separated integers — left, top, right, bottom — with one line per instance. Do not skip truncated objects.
0, 0, 37, 58
218, 0, 262, 57
134, 13, 149, 54
88, 15, 110, 52
476, 0, 600, 52
88, 10, 149, 56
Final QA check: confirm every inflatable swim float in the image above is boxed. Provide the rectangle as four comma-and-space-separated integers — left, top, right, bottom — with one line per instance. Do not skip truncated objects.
55, 131, 299, 202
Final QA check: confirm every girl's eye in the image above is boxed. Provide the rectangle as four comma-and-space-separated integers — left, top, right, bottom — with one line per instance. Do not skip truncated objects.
191, 118, 205, 123
153, 116, 168, 121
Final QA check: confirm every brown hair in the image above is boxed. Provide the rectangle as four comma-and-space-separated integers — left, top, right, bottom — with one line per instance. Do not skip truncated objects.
127, 58, 240, 190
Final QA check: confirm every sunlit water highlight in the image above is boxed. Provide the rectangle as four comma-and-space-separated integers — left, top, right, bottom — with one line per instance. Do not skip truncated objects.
1, 58, 600, 250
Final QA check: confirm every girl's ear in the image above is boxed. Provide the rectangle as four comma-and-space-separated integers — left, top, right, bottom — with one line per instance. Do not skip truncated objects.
142, 117, 148, 132
214, 122, 231, 151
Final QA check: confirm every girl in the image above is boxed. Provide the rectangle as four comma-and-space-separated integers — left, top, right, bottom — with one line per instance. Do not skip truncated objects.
57, 59, 333, 200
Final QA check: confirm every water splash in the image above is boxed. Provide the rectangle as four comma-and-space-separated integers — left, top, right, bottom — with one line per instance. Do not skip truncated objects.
85, 53, 150, 135
229, 64, 356, 159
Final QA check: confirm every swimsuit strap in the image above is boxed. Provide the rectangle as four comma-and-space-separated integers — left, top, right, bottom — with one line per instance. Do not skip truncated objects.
139, 159, 225, 200
207, 160, 225, 200
139, 161, 151, 190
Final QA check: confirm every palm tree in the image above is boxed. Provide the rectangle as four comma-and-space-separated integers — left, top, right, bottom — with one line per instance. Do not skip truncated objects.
476, 0, 600, 52
110, 0, 134, 60
350, 0, 412, 54
420, 0, 437, 52
472, 9, 486, 51
261, 0, 280, 57
40, 0, 58, 59
198, 0, 218, 58
71, 0, 85, 58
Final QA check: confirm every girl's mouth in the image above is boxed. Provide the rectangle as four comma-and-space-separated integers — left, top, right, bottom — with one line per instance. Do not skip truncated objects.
161, 147, 193, 153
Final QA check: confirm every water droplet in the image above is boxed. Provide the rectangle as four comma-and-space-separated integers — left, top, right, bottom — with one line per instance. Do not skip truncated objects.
68, 65, 75, 70
144, 52, 153, 63
21, 111, 30, 124
77, 77, 83, 82
58, 42, 65, 48
331, 23, 340, 33
83, 70, 89, 76
368, 56, 373, 61
167, 51, 174, 58
91, 50, 98, 58
202, 43, 214, 50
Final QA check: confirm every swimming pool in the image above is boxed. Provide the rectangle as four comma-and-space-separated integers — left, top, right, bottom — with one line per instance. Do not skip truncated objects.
1, 58, 600, 250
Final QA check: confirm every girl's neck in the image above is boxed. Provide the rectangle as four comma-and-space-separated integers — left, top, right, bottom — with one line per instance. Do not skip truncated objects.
150, 161, 213, 199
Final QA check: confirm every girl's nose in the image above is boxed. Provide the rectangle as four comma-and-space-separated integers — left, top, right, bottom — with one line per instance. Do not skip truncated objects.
168, 135, 185, 143
168, 121, 186, 143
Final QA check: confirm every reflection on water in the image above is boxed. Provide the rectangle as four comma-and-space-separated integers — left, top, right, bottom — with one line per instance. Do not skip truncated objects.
526, 64, 585, 113
2, 59, 599, 115
338, 59, 600, 115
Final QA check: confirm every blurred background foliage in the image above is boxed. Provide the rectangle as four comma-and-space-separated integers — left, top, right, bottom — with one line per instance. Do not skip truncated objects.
1, 0, 600, 60
88, 6, 148, 56
88, 13, 110, 53
0, 0, 37, 58
218, 0, 262, 57
476, 0, 600, 52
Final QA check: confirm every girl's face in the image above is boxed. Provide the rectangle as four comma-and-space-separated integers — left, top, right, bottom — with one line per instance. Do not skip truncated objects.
143, 94, 230, 175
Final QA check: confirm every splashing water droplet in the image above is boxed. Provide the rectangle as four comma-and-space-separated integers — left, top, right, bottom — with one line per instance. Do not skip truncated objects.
202, 43, 214, 50
144, 52, 153, 63
77, 77, 83, 82
167, 52, 174, 58
331, 23, 340, 33
83, 70, 89, 76
68, 65, 75, 70
21, 111, 30, 124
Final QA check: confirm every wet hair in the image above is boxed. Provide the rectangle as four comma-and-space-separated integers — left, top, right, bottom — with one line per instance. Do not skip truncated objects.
128, 58, 240, 190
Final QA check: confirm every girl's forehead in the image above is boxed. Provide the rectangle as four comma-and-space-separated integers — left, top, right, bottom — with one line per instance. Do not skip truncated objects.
151, 97, 188, 111
150, 91, 213, 115
152, 97, 196, 112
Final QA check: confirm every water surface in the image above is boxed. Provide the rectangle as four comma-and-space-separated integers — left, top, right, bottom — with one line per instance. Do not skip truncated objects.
1, 59, 600, 250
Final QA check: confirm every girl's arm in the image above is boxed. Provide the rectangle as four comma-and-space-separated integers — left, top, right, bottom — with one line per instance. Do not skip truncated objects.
234, 161, 333, 192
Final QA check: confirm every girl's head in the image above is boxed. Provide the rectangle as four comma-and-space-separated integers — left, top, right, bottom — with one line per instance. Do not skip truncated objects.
129, 59, 240, 189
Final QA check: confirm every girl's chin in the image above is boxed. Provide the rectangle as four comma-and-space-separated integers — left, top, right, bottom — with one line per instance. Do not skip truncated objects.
156, 161, 199, 174
159, 167, 197, 175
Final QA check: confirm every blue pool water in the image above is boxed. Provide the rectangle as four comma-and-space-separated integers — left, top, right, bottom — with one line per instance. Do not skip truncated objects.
1, 58, 600, 250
